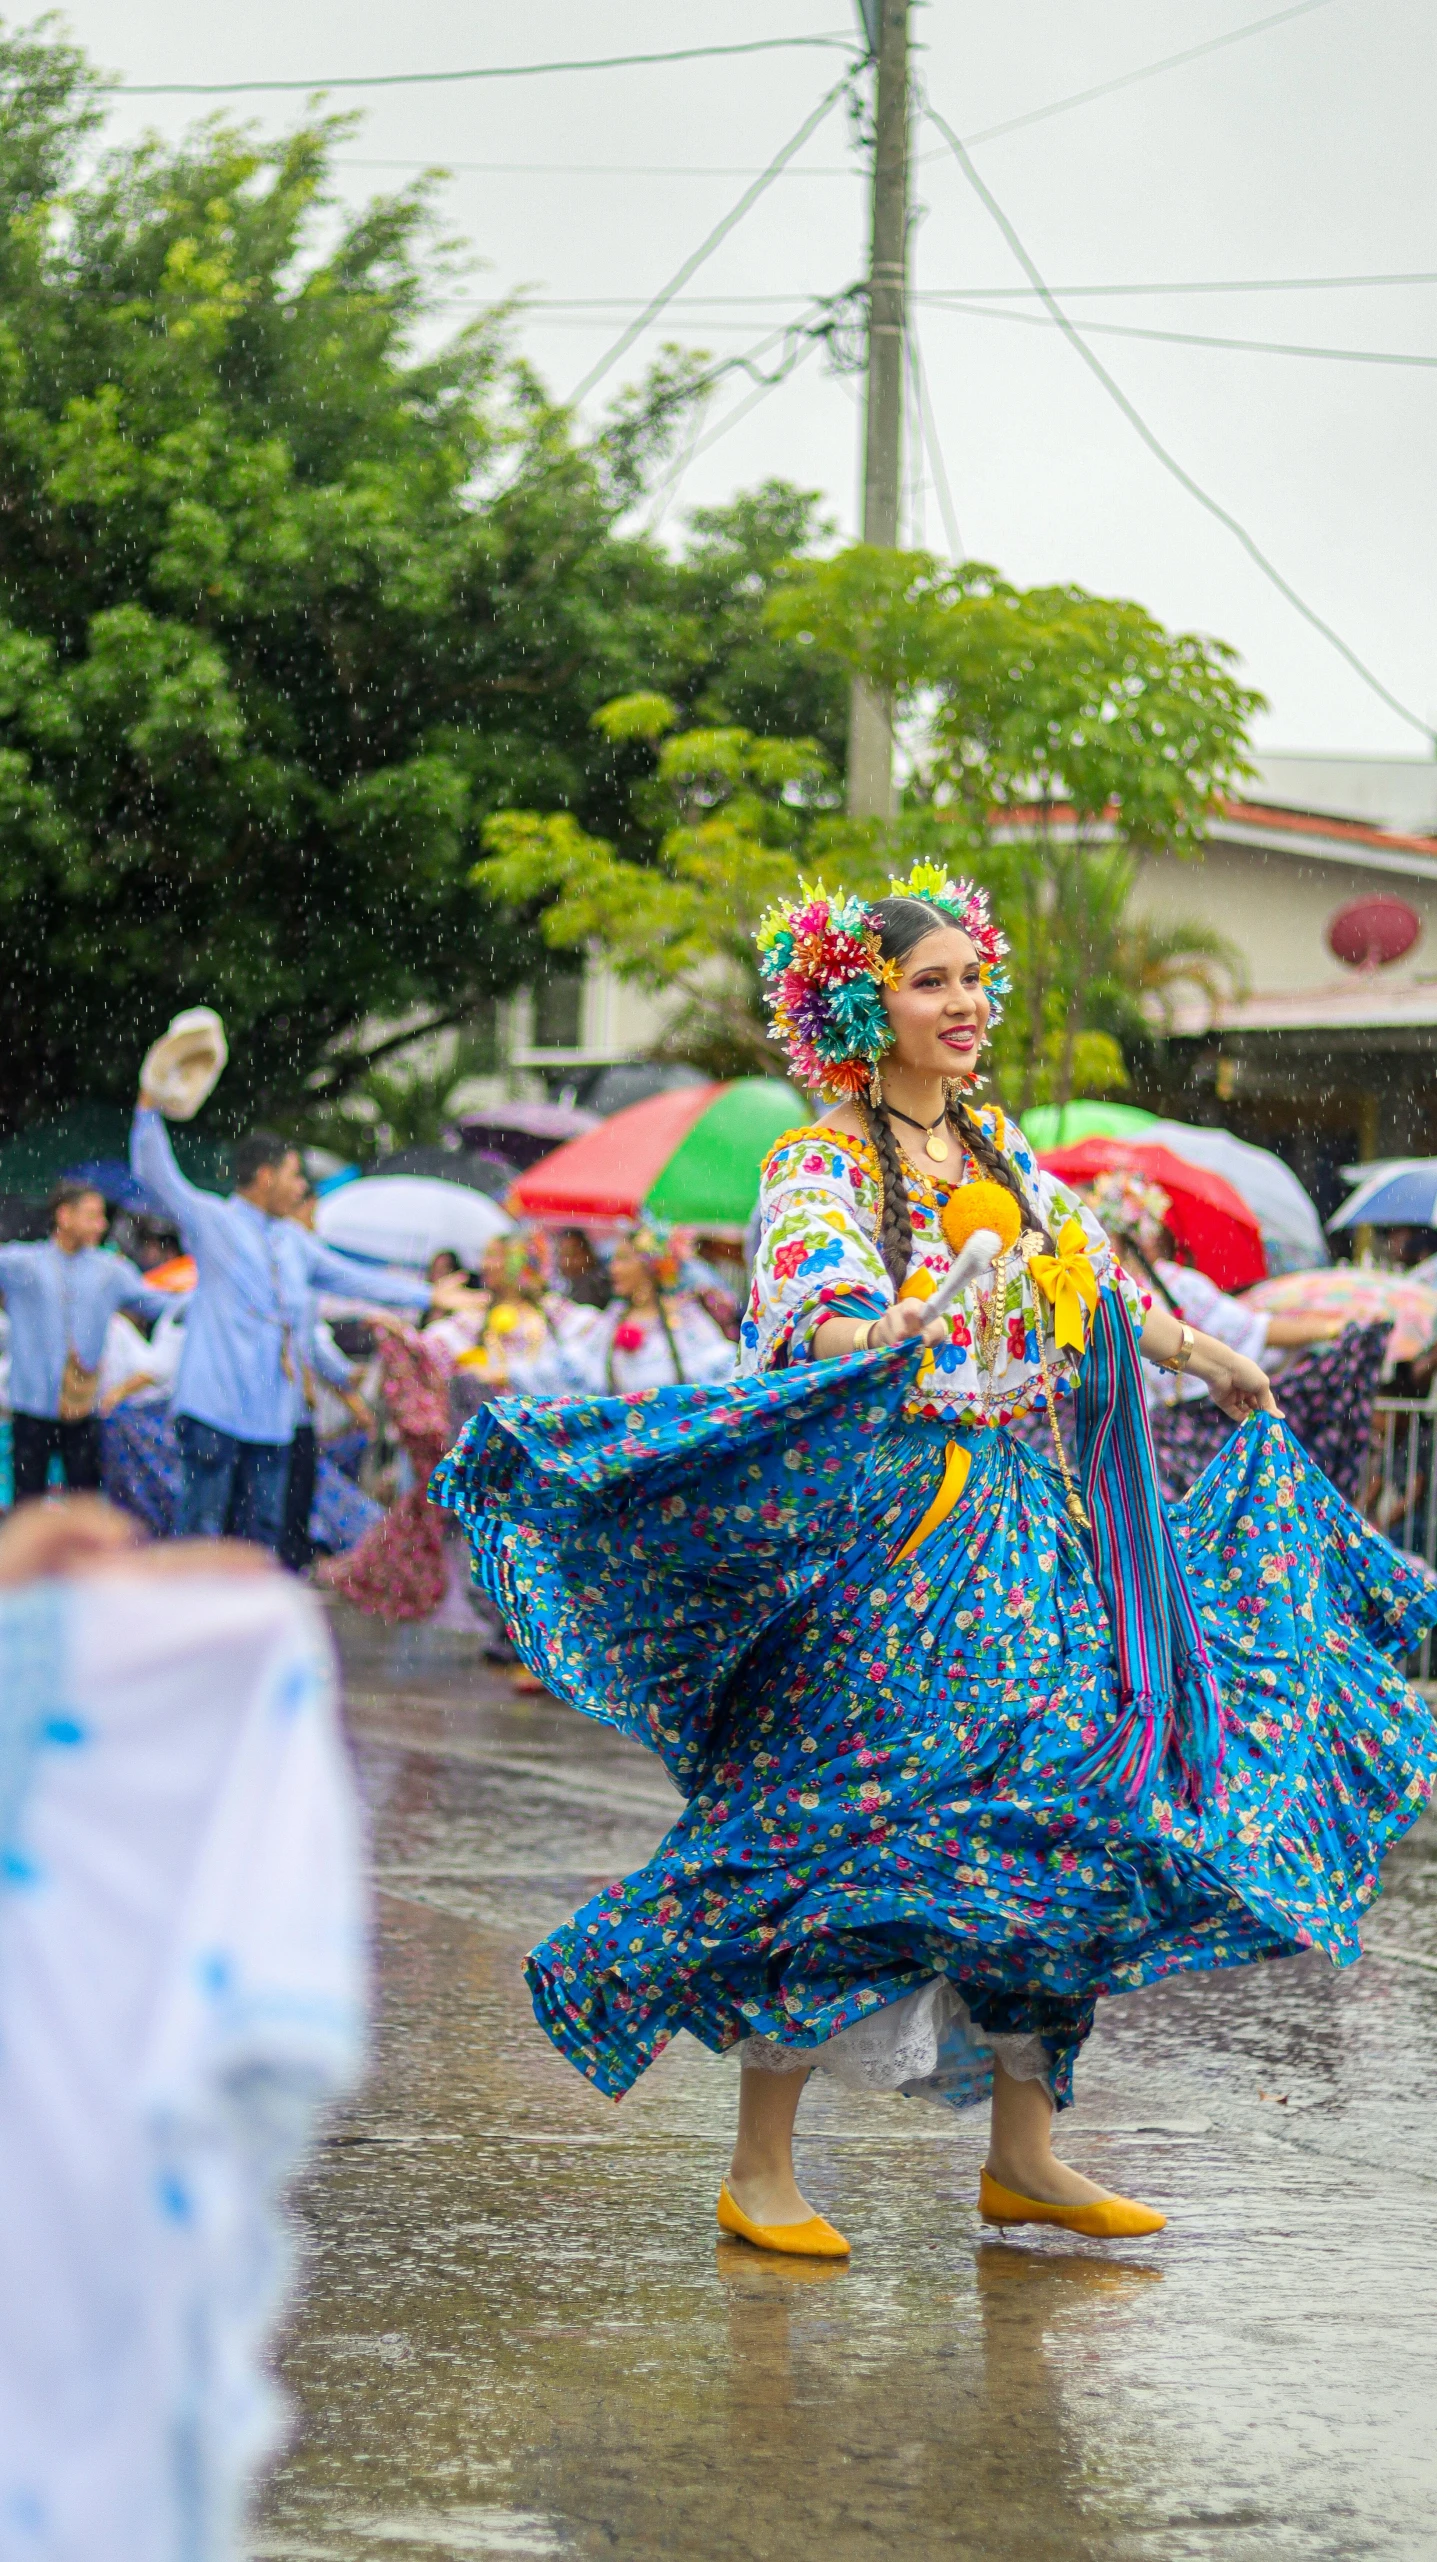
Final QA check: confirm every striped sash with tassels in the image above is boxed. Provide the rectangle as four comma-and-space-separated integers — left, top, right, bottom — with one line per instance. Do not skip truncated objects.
1069, 1285, 1225, 1808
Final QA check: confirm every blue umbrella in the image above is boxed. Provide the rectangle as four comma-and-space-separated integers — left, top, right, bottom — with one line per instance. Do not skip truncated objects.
60, 1157, 155, 1214
1329, 1161, 1437, 1230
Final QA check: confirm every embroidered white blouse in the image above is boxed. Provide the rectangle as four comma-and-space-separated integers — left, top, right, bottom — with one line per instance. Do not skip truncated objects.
739, 1109, 1147, 1428
561, 1294, 737, 1395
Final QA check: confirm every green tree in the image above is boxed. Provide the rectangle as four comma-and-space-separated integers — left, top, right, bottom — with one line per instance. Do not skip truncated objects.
477, 694, 875, 1079
770, 550, 1260, 1109
483, 554, 1257, 1113
0, 22, 840, 1138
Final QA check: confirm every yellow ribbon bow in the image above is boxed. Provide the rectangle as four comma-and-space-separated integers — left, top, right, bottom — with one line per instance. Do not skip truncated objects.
1030, 1216, 1100, 1353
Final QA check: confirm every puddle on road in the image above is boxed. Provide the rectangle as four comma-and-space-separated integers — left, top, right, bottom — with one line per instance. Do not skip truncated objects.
256, 1616, 1437, 2562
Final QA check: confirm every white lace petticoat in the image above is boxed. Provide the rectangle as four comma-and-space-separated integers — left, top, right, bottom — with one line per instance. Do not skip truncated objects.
738, 1979, 1051, 2107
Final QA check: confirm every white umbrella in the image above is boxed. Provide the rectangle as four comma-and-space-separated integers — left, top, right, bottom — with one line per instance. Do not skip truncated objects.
1145, 1123, 1328, 1275
314, 1175, 511, 1269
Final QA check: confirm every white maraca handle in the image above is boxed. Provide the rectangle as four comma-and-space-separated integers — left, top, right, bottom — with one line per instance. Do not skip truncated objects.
915, 1228, 1003, 1327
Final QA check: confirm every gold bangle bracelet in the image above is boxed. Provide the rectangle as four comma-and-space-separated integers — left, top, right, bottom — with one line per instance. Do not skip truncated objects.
1167, 1321, 1195, 1377
851, 1320, 874, 1353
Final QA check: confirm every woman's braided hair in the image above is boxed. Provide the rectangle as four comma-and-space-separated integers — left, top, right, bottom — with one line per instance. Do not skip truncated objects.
858, 895, 1050, 1290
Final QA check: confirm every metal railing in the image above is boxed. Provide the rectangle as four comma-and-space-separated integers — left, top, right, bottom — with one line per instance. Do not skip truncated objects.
1368, 1393, 1437, 1682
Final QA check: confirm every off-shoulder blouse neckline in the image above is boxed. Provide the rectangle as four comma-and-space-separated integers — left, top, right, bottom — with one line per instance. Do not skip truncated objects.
763, 1115, 1010, 1206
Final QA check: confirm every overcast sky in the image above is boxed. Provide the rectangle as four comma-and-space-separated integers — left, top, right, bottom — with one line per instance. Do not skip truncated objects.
44, 0, 1437, 758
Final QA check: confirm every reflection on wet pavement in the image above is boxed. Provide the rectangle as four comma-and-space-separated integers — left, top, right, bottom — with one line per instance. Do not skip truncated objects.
254, 1612, 1437, 2560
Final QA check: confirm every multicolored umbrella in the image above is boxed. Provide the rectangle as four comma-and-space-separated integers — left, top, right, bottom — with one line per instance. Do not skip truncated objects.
510, 1078, 810, 1234
1244, 1267, 1437, 1365
1038, 1136, 1267, 1290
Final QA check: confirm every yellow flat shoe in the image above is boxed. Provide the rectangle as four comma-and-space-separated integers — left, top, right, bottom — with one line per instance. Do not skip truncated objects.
716, 2180, 851, 2258
979, 2168, 1166, 2239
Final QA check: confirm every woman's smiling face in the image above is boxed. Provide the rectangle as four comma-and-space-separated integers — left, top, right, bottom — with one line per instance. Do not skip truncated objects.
881, 925, 990, 1078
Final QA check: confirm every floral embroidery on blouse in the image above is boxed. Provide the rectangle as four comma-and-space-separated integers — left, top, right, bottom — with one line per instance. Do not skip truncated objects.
739, 1111, 1148, 1427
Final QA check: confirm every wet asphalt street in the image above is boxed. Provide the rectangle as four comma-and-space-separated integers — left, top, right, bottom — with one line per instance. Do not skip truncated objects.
253, 1608, 1437, 2562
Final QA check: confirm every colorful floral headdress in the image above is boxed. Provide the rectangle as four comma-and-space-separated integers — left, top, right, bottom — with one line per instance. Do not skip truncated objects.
490, 1227, 553, 1294
626, 1216, 690, 1292
755, 860, 1009, 1101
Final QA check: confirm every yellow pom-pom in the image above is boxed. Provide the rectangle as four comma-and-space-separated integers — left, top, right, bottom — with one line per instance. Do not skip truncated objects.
941, 1180, 1021, 1255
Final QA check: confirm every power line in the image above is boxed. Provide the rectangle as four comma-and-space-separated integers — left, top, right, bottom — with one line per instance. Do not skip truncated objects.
936, 270, 1437, 303
911, 335, 964, 562
334, 159, 874, 179
429, 289, 1437, 367
927, 299, 1437, 370
924, 99, 1433, 744
689, 337, 825, 464
432, 287, 1437, 362
957, 0, 1344, 150
114, 33, 857, 98
567, 78, 850, 406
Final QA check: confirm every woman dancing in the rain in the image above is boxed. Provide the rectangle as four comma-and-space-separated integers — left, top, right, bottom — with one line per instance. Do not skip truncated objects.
436, 864, 1437, 2255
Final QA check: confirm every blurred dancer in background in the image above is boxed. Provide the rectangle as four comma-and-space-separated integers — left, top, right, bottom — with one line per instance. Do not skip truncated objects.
132, 1100, 430, 1551
563, 1220, 736, 1392
1080, 1172, 1381, 1504
0, 1181, 172, 1500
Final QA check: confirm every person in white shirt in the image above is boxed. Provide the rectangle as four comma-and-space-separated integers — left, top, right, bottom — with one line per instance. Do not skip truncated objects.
561, 1220, 736, 1395
1080, 1172, 1341, 1409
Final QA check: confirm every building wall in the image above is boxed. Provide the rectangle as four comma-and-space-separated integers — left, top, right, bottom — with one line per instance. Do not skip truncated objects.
501, 957, 684, 1085
1129, 836, 1437, 1012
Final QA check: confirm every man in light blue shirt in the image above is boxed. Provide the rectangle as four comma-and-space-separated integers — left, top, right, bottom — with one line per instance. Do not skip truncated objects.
0, 1181, 174, 1501
131, 1104, 430, 1550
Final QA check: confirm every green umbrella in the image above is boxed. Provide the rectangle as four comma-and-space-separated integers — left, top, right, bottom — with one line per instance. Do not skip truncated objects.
644, 1080, 812, 1227
1019, 1099, 1158, 1152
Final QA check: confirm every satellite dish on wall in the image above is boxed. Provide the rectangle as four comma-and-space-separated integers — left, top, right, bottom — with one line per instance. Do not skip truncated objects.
1326, 896, 1421, 970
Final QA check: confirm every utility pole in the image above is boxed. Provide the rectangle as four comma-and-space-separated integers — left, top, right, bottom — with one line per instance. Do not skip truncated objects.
848, 0, 909, 821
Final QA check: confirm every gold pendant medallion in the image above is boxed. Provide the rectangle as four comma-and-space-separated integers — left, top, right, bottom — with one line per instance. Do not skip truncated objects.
925, 1132, 950, 1162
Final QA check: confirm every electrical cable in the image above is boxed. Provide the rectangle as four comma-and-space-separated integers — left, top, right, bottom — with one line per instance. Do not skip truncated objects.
567, 77, 850, 406
925, 98, 1433, 742
957, 0, 1344, 150
114, 33, 857, 98
687, 334, 825, 464
931, 270, 1437, 303
334, 159, 869, 179
904, 329, 927, 548
911, 334, 964, 562
925, 299, 1437, 370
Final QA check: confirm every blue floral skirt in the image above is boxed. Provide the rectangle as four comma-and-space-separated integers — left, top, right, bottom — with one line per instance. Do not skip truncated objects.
433, 1350, 1437, 2108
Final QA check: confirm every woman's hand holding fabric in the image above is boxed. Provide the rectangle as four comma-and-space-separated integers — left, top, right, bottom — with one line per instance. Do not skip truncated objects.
1194, 1339, 1282, 1421
1141, 1303, 1281, 1421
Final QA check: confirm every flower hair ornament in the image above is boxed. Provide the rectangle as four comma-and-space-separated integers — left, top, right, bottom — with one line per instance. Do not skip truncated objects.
755, 859, 1009, 1101
625, 1217, 689, 1294
1081, 1171, 1172, 1268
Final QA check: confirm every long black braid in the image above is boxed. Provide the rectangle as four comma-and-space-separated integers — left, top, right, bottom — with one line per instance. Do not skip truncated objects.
860, 895, 1052, 1289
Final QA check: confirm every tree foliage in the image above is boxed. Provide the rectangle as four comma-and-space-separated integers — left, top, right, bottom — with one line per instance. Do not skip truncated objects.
0, 22, 847, 1135
770, 549, 1259, 1108
483, 550, 1258, 1112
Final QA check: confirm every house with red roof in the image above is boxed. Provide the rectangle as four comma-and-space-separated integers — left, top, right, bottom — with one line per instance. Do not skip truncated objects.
991, 751, 1437, 1220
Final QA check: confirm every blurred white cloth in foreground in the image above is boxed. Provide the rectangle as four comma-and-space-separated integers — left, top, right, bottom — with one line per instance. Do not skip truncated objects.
0, 1573, 367, 2562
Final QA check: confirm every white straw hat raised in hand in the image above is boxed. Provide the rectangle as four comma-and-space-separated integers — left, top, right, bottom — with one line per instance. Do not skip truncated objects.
139, 1007, 228, 1120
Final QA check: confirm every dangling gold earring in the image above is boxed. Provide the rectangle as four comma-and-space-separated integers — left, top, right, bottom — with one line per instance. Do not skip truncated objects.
868, 1060, 884, 1108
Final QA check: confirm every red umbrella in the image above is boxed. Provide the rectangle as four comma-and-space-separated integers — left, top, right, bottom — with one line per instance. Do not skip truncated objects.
1038, 1137, 1267, 1291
